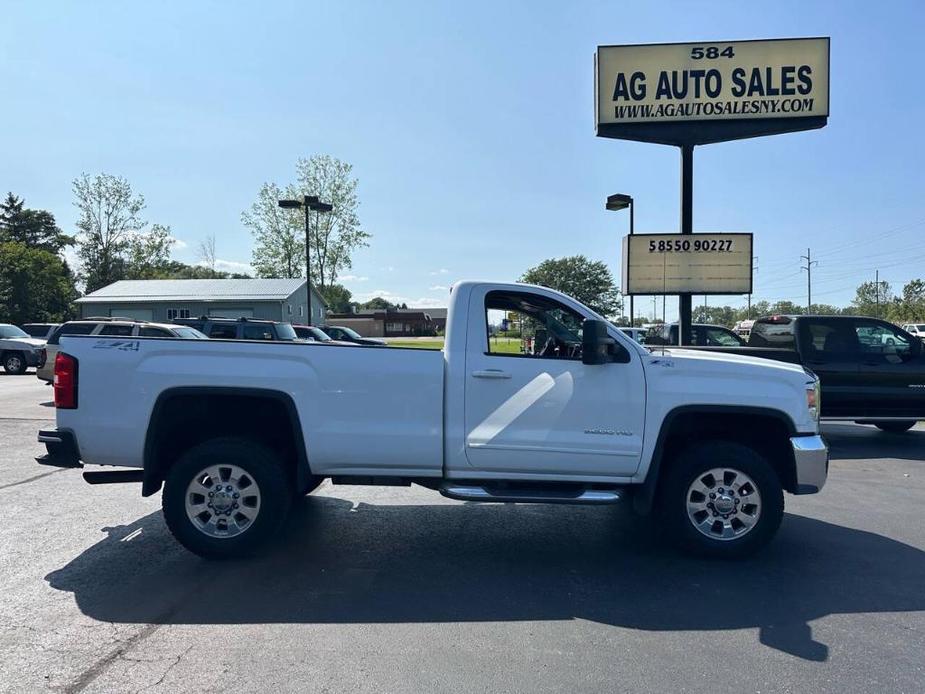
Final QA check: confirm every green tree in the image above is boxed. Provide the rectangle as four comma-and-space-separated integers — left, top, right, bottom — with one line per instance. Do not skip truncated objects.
73, 173, 146, 292
897, 279, 925, 321
0, 193, 75, 253
242, 182, 302, 279
520, 255, 621, 317
362, 297, 395, 310
319, 283, 354, 313
0, 242, 77, 323
850, 280, 894, 317
243, 155, 371, 288
124, 224, 176, 280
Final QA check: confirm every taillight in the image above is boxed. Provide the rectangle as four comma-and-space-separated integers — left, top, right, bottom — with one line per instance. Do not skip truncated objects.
40, 348, 47, 367
54, 352, 78, 409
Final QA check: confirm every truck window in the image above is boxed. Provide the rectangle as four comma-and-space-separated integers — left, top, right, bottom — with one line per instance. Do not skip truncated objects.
139, 327, 172, 337
701, 327, 743, 346
48, 323, 96, 345
798, 319, 858, 360
209, 324, 238, 339
485, 290, 584, 359
853, 321, 913, 361
748, 318, 795, 348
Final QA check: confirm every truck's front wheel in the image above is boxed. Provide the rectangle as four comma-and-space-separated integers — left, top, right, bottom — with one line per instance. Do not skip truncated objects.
660, 441, 784, 558
162, 438, 292, 559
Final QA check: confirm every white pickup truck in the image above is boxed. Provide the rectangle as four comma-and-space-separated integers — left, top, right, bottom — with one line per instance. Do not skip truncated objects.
40, 281, 828, 559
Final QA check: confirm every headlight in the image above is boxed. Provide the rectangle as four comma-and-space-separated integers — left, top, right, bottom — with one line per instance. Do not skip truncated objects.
806, 380, 820, 421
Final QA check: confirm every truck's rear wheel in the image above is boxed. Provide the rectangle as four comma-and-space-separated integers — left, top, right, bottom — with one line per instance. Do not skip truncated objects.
660, 441, 783, 558
162, 438, 292, 559
874, 421, 916, 433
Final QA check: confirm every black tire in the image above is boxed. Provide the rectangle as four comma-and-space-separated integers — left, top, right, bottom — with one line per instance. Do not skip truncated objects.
2, 351, 27, 375
875, 421, 916, 433
162, 437, 292, 559
659, 441, 784, 559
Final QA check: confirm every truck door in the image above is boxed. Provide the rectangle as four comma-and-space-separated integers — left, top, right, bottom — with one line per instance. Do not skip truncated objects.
796, 318, 863, 417
463, 287, 645, 477
851, 319, 925, 417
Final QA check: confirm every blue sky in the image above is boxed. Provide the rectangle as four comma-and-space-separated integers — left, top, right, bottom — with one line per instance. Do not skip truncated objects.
2, 0, 923, 317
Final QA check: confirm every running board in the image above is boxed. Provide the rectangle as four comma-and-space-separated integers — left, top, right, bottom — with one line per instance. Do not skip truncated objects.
440, 484, 623, 505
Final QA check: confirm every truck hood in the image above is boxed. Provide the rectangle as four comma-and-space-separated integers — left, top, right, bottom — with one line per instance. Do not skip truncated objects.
1, 337, 44, 350
648, 347, 810, 380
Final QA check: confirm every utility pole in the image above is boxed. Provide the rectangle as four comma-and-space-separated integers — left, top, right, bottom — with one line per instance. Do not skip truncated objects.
876, 269, 880, 317
801, 248, 818, 313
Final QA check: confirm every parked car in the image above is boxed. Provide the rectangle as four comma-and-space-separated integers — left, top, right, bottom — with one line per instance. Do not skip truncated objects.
645, 323, 746, 347
901, 323, 925, 341
618, 327, 647, 344
692, 314, 925, 432
0, 324, 45, 374
174, 317, 299, 342
36, 319, 206, 382
41, 280, 826, 560
321, 325, 387, 346
292, 325, 333, 342
20, 322, 60, 341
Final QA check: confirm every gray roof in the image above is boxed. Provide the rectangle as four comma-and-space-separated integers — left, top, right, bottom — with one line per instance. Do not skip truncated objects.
76, 279, 322, 304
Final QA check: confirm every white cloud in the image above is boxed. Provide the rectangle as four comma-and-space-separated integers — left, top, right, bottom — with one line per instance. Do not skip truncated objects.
429, 268, 449, 276
428, 285, 449, 292
353, 289, 447, 309
206, 258, 254, 275
339, 274, 369, 282
171, 238, 189, 250
380, 266, 395, 272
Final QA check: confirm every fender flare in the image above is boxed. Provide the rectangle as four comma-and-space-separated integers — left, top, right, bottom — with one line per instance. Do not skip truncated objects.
633, 404, 798, 514
142, 386, 312, 496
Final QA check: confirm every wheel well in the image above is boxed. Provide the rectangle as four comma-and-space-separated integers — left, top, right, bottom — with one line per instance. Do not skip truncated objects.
638, 410, 797, 512
143, 390, 309, 496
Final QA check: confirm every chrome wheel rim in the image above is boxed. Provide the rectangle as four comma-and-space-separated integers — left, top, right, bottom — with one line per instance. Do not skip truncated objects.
686, 467, 762, 541
6, 355, 22, 371
184, 464, 261, 539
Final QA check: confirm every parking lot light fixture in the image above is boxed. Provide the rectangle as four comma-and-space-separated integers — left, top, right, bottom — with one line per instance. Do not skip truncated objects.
278, 195, 332, 325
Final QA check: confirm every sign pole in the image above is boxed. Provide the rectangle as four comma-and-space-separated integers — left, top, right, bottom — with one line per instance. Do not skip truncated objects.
678, 142, 694, 346
629, 199, 634, 327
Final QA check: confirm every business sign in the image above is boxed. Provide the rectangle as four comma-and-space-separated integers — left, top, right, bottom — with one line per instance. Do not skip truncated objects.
596, 38, 829, 144
622, 233, 753, 295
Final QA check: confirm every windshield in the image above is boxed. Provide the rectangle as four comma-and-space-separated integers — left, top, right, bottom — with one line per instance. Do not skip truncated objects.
0, 325, 30, 339
276, 323, 298, 341
337, 326, 362, 340
174, 327, 208, 339
309, 328, 333, 341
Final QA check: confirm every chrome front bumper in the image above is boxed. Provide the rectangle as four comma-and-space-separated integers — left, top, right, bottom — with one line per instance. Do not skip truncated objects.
790, 435, 829, 494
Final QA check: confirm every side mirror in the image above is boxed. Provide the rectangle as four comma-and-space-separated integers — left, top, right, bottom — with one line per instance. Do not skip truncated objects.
582, 319, 616, 365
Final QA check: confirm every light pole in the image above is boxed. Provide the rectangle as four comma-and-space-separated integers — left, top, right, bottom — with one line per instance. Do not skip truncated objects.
278, 195, 333, 325
606, 193, 633, 326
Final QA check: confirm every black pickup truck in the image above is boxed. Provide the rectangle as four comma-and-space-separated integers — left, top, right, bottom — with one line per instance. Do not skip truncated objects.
689, 315, 925, 432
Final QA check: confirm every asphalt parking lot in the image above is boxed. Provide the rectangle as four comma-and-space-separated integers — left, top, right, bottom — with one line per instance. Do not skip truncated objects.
1, 372, 923, 693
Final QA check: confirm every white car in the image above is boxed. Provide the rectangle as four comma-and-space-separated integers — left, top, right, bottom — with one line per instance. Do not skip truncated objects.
902, 324, 925, 341
40, 280, 827, 560
0, 324, 45, 374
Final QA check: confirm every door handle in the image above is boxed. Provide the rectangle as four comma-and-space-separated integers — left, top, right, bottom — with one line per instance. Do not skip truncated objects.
472, 369, 512, 379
